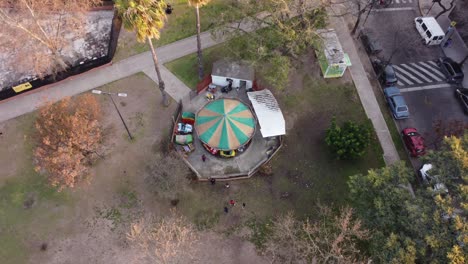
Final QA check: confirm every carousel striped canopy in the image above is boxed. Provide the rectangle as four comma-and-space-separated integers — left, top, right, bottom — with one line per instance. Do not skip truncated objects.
195, 99, 256, 150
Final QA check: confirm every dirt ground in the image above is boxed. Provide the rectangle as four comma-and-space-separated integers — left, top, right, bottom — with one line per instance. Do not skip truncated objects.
1, 44, 384, 263
0, 74, 268, 264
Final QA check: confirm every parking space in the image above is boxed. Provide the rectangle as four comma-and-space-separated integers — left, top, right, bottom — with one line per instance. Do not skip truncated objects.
362, 8, 467, 168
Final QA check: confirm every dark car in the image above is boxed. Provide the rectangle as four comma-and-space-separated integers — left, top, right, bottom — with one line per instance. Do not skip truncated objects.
402, 127, 426, 157
384, 86, 409, 119
360, 33, 382, 55
455, 88, 468, 114
372, 59, 398, 86
437, 57, 464, 84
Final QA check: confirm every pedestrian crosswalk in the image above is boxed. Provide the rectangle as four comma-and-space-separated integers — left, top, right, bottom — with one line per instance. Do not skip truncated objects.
393, 60, 447, 88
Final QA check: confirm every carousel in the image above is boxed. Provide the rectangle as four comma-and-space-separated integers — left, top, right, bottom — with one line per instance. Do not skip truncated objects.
195, 98, 256, 158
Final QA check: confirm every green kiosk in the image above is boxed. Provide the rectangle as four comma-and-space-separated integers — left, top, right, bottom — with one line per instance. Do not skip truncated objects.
316, 29, 352, 78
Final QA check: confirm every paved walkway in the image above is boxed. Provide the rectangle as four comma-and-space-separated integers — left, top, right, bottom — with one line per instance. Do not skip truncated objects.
330, 15, 401, 165
0, 12, 401, 165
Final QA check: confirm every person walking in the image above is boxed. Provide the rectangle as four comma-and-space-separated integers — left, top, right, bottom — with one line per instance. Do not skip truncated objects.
225, 183, 230, 189
229, 199, 236, 206
224, 206, 229, 213
202, 154, 206, 162
210, 178, 216, 185
242, 202, 246, 209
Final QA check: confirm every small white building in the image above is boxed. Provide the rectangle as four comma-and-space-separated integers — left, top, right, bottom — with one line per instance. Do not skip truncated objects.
211, 60, 254, 89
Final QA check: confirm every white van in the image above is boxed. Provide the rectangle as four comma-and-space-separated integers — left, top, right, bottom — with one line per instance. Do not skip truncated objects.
414, 17, 445, 45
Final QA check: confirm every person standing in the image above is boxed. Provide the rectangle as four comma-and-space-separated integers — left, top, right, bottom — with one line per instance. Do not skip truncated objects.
229, 199, 236, 206
224, 206, 228, 213
202, 154, 206, 162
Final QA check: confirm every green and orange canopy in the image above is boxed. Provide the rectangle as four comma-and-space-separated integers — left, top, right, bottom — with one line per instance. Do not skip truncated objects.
195, 99, 256, 150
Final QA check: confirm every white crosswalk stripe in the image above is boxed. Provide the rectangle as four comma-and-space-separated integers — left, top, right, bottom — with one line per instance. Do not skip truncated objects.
398, 64, 433, 83
393, 65, 419, 84
419, 61, 446, 79
393, 60, 448, 87
411, 62, 443, 81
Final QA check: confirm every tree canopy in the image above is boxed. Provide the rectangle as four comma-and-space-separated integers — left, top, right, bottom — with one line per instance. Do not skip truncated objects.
0, 0, 101, 77
264, 206, 369, 263
212, 0, 327, 90
34, 94, 102, 189
348, 133, 468, 264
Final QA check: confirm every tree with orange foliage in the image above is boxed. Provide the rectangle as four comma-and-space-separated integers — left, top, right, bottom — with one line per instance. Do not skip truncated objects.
34, 94, 102, 189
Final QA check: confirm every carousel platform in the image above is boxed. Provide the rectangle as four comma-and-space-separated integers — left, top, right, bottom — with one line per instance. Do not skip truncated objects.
174, 85, 282, 180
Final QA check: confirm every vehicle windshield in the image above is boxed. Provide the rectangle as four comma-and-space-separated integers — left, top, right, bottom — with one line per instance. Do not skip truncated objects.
397, 106, 408, 112
451, 63, 462, 73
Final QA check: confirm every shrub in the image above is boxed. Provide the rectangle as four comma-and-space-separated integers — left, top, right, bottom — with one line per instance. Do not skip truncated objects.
325, 117, 371, 160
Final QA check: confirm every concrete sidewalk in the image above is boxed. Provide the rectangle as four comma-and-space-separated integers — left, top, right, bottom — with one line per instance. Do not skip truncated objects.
0, 11, 401, 165
330, 15, 401, 165
0, 31, 224, 123
0, 15, 266, 123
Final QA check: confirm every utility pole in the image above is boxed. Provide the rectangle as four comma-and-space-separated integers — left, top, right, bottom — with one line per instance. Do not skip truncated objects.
92, 90, 133, 140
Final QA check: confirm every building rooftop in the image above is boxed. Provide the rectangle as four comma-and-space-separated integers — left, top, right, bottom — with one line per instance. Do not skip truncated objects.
0, 9, 114, 91
317, 29, 345, 65
211, 60, 255, 81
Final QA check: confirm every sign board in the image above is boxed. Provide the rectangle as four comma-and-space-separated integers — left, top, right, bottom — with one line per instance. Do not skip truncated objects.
12, 82, 33, 93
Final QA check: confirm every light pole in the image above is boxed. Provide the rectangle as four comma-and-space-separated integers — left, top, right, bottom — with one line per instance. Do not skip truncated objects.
92, 89, 133, 140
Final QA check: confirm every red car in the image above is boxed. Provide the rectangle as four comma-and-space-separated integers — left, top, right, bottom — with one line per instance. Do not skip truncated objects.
402, 128, 426, 157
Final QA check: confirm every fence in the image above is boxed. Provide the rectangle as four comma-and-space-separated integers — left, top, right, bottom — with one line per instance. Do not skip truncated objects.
196, 75, 212, 94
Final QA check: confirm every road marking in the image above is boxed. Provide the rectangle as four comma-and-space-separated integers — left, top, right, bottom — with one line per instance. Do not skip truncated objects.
393, 65, 420, 84
399, 63, 433, 83
411, 62, 443, 81
372, 7, 414, 12
400, 83, 452, 93
419, 61, 446, 79
397, 81, 404, 86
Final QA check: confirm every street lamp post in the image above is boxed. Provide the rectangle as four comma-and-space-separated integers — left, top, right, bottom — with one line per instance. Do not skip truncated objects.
92, 89, 133, 140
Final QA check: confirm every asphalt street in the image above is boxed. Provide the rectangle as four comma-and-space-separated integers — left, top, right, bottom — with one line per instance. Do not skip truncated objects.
362, 2, 467, 168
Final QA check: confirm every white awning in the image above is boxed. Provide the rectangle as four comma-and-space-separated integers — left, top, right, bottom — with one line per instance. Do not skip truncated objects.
247, 89, 286, 138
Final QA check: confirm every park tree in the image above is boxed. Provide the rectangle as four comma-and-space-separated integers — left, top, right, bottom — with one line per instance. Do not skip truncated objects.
212, 0, 327, 90
348, 157, 468, 263
188, 0, 211, 80
145, 153, 192, 204
0, 0, 101, 78
34, 94, 102, 189
127, 210, 198, 263
115, 0, 169, 106
264, 206, 369, 263
325, 118, 371, 160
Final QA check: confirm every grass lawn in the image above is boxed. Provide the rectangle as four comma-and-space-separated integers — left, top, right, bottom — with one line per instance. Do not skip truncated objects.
0, 114, 70, 264
164, 44, 227, 89
165, 46, 386, 222
113, 0, 235, 61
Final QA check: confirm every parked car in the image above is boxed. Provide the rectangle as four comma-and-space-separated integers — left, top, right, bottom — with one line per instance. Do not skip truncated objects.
373, 59, 398, 86
203, 143, 219, 155
384, 87, 409, 119
455, 88, 468, 114
220, 150, 236, 158
402, 127, 426, 157
360, 33, 382, 55
418, 164, 449, 196
177, 123, 193, 134
437, 57, 464, 84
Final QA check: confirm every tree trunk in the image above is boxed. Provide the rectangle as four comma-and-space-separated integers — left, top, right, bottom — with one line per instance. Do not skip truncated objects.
195, 5, 204, 80
147, 37, 169, 106
351, 2, 363, 35
435, 0, 455, 19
